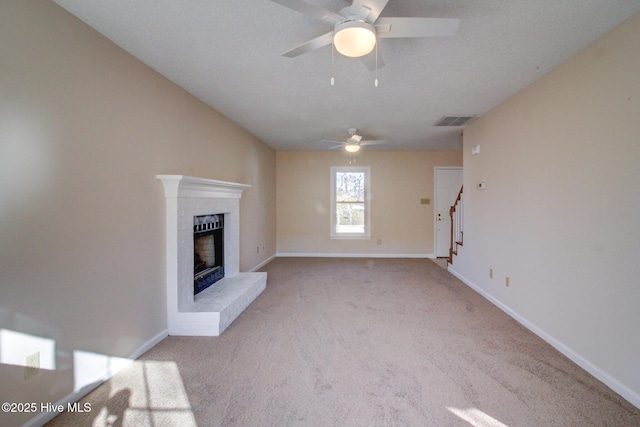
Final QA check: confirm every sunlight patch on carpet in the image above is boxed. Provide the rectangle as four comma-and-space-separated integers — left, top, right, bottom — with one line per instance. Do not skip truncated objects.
447, 407, 508, 427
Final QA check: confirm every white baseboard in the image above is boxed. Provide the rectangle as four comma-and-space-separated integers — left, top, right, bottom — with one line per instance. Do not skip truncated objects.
447, 266, 640, 409
24, 329, 169, 427
249, 254, 277, 271
277, 252, 434, 259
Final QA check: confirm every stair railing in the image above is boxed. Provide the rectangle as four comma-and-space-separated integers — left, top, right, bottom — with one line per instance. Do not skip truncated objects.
448, 186, 463, 264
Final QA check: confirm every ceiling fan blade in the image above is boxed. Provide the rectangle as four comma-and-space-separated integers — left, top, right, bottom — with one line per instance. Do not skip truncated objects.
270, 0, 343, 24
360, 50, 385, 71
282, 31, 333, 58
376, 17, 460, 38
320, 140, 344, 144
361, 140, 387, 145
350, 0, 389, 22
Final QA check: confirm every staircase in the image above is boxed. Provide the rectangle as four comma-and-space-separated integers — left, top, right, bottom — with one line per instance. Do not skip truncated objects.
448, 186, 463, 264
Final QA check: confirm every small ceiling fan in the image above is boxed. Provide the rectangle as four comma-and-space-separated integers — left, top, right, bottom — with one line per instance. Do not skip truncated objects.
321, 128, 387, 152
270, 0, 460, 69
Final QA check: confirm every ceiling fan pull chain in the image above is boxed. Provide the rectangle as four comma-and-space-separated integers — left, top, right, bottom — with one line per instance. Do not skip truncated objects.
331, 40, 335, 86
374, 42, 379, 87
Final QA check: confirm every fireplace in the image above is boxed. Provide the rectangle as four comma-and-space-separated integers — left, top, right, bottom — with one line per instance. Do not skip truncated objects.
193, 214, 224, 295
157, 175, 267, 336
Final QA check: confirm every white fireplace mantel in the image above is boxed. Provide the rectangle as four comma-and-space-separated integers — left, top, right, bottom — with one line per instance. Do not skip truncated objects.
157, 175, 250, 199
157, 175, 266, 336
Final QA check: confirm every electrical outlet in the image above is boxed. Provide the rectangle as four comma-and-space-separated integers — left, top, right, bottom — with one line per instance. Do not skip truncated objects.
420, 198, 431, 205
489, 268, 493, 279
256, 246, 259, 254
505, 276, 510, 287
377, 239, 382, 245
24, 352, 40, 380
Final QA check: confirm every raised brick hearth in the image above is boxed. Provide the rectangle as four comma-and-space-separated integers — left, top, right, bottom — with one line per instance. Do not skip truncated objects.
157, 175, 266, 336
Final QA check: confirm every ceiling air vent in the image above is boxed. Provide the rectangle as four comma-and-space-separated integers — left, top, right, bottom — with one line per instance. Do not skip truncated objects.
434, 115, 478, 127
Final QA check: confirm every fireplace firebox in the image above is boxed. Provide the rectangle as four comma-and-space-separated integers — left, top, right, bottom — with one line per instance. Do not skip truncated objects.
193, 214, 224, 295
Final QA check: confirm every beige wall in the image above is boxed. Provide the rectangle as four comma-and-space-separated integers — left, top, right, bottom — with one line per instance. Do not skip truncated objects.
276, 151, 462, 256
0, 1, 275, 425
450, 13, 640, 406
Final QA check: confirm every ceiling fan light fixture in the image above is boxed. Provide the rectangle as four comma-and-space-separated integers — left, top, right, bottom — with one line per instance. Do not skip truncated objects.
333, 21, 376, 57
345, 143, 361, 153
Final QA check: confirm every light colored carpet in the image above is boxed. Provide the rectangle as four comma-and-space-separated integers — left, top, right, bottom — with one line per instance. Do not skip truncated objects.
47, 257, 639, 426
431, 257, 449, 270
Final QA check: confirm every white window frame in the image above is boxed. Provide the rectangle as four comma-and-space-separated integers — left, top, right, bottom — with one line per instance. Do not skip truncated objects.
330, 166, 371, 239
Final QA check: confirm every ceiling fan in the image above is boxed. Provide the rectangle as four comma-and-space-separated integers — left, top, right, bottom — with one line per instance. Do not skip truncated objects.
321, 128, 387, 152
270, 0, 460, 69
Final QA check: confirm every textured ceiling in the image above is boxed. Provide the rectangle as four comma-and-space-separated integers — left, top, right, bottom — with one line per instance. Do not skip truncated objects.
53, 0, 640, 151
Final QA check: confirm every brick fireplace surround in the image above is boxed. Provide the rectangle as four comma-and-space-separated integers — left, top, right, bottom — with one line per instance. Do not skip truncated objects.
157, 175, 267, 336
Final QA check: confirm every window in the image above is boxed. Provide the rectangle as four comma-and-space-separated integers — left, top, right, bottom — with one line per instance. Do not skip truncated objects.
330, 166, 370, 238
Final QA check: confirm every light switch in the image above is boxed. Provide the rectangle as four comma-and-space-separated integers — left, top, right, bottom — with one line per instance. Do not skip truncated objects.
420, 198, 431, 205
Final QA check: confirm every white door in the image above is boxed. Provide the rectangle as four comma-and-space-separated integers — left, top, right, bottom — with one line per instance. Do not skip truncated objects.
435, 168, 463, 257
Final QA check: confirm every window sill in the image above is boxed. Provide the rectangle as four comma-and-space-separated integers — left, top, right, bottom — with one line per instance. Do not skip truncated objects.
330, 234, 371, 240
